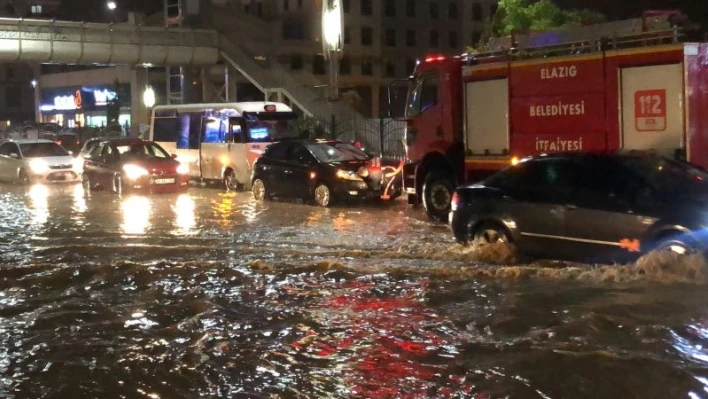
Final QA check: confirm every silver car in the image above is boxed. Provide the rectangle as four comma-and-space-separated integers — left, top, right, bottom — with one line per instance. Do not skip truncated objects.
0, 139, 82, 184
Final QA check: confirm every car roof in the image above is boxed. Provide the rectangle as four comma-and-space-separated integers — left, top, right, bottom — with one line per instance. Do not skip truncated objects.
1, 138, 55, 144
102, 138, 152, 146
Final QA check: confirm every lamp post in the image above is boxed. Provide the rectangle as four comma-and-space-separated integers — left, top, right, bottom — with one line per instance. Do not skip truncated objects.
322, 0, 343, 100
142, 86, 155, 137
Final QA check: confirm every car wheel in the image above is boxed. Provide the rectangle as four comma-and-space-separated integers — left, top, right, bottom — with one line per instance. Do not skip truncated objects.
655, 235, 695, 255
473, 222, 511, 245
112, 174, 124, 195
314, 183, 333, 207
224, 169, 239, 191
18, 169, 29, 185
81, 173, 91, 191
422, 172, 455, 222
252, 178, 269, 201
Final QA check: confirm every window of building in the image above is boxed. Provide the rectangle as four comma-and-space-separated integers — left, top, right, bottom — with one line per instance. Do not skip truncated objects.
471, 30, 482, 45
343, 0, 350, 13
5, 86, 19, 107
385, 61, 396, 77
344, 26, 351, 44
449, 31, 458, 48
406, 0, 416, 17
282, 21, 305, 40
406, 29, 416, 47
430, 2, 438, 19
340, 57, 352, 75
361, 57, 373, 75
361, 27, 373, 46
472, 3, 482, 21
429, 30, 439, 48
313, 55, 325, 75
448, 2, 458, 19
283, 0, 288, 11
384, 0, 395, 17
361, 0, 372, 16
290, 54, 303, 70
385, 29, 396, 47
30, 5, 42, 14
405, 59, 416, 75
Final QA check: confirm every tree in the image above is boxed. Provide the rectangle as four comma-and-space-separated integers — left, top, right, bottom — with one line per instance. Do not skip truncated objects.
471, 0, 606, 50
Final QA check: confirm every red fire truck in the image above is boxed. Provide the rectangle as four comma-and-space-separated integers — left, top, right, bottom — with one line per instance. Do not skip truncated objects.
396, 11, 708, 222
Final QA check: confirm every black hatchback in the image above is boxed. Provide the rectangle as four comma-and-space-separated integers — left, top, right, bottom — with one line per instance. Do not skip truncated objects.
251, 139, 393, 207
449, 152, 708, 261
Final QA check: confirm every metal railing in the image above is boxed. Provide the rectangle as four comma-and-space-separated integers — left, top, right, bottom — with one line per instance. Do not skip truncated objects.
0, 17, 219, 64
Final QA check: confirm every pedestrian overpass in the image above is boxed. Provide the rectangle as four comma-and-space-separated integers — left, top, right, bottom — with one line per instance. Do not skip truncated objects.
0, 17, 373, 137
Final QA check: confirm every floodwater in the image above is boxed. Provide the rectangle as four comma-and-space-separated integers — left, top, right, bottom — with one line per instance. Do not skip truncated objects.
2, 183, 708, 398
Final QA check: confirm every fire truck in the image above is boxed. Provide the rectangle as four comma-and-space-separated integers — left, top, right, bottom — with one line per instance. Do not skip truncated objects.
396, 11, 708, 222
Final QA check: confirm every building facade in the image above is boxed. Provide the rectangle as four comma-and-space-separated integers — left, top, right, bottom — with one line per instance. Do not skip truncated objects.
225, 0, 499, 117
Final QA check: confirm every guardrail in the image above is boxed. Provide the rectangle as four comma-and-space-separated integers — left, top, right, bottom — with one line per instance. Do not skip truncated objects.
0, 18, 220, 65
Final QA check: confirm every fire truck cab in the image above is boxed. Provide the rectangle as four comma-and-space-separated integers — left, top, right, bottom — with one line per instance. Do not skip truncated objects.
397, 11, 708, 222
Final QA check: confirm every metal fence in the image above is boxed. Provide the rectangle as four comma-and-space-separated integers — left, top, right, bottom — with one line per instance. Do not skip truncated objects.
301, 116, 406, 160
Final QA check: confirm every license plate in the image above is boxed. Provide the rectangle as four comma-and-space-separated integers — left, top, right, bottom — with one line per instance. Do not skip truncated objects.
154, 178, 175, 184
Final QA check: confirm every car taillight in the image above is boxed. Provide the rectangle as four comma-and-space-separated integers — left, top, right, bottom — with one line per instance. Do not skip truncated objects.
451, 192, 460, 211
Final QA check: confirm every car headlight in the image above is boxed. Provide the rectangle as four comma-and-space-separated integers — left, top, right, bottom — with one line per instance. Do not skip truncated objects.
123, 164, 148, 180
29, 159, 49, 173
336, 169, 363, 181
176, 164, 188, 175
72, 158, 83, 171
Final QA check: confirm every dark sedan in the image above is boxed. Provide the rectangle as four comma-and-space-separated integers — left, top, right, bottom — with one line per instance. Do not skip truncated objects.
450, 152, 708, 261
251, 139, 396, 207
82, 139, 189, 195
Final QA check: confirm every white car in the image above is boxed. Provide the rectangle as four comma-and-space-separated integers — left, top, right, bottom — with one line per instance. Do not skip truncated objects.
0, 139, 82, 184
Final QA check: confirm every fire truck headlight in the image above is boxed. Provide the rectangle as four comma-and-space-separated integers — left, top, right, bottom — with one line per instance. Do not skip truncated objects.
176, 164, 189, 175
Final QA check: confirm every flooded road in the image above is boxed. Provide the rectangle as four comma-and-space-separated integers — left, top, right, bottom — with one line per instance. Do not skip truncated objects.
2, 183, 708, 398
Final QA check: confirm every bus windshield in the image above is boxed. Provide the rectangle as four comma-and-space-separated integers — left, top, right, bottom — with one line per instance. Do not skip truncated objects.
245, 112, 300, 143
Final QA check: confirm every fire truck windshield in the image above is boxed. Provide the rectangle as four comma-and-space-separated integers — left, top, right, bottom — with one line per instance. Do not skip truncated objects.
405, 74, 438, 118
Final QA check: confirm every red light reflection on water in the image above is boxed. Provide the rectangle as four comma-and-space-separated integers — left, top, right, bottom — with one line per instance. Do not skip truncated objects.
286, 278, 480, 398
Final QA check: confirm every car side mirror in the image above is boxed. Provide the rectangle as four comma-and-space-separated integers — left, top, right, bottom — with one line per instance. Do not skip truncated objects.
171, 154, 178, 159
68, 150, 73, 156
9, 153, 18, 159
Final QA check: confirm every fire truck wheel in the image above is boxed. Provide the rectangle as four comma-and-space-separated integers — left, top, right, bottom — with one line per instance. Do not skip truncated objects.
422, 173, 454, 222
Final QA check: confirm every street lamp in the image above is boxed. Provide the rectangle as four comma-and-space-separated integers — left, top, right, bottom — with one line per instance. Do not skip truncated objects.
143, 86, 155, 108
321, 0, 343, 100
107, 1, 117, 10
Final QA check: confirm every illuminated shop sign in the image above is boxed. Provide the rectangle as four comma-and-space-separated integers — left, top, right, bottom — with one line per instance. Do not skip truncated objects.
39, 86, 127, 112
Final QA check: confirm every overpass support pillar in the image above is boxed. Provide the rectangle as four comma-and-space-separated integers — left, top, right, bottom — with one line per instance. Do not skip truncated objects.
130, 67, 149, 134
200, 64, 237, 102
32, 64, 41, 123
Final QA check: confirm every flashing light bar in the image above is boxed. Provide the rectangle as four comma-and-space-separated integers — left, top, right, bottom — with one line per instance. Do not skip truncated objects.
424, 55, 446, 62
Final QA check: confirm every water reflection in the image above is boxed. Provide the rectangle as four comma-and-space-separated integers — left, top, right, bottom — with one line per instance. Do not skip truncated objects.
72, 184, 87, 218
27, 184, 49, 225
212, 192, 235, 227
172, 194, 196, 235
121, 195, 150, 235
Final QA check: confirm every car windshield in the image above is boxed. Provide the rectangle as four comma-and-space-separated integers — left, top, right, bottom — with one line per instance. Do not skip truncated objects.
19, 142, 69, 158
115, 142, 170, 160
617, 156, 708, 195
305, 142, 370, 162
